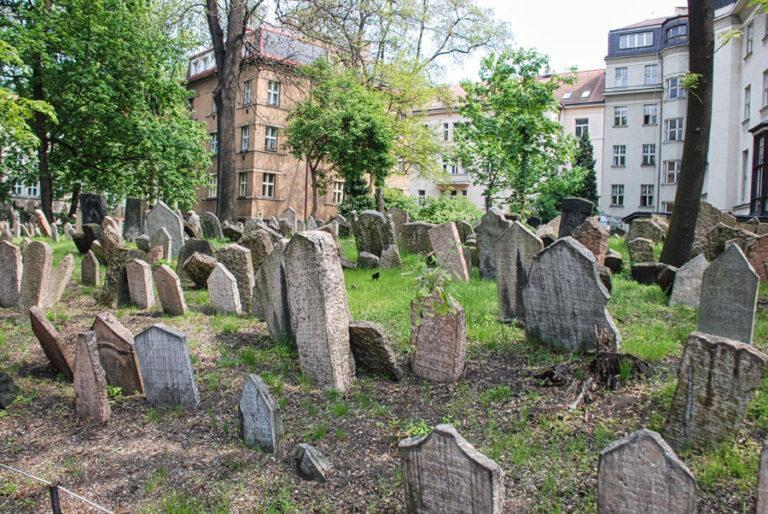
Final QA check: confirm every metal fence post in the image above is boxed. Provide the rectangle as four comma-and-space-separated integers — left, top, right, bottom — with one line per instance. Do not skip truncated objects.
49, 484, 62, 514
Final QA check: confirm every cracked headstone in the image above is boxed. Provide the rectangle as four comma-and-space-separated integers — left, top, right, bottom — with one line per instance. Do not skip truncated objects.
29, 306, 74, 380
494, 222, 543, 322
92, 312, 143, 395
74, 331, 111, 423
239, 374, 282, 452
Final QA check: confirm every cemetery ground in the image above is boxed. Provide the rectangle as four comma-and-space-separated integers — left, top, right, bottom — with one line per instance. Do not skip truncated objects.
1, 236, 767, 513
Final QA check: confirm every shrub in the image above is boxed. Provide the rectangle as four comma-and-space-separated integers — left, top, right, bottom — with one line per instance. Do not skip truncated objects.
416, 195, 482, 225
383, 188, 420, 219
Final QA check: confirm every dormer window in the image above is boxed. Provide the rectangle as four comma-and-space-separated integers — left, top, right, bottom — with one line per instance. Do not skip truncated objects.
580, 90, 591, 98
619, 31, 654, 49
666, 25, 686, 39
562, 92, 573, 99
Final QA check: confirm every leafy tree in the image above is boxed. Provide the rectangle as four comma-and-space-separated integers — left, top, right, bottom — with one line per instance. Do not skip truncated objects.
416, 195, 483, 224
532, 167, 589, 223
383, 187, 420, 219
572, 132, 599, 207
455, 49, 574, 214
338, 175, 375, 218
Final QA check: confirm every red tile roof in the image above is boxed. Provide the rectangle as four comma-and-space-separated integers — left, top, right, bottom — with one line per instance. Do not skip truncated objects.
552, 69, 605, 106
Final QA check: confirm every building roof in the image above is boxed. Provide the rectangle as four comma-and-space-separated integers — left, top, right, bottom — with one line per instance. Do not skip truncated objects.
553, 69, 605, 107
617, 17, 668, 30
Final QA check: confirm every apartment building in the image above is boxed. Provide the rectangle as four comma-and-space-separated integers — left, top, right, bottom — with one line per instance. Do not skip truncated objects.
187, 26, 343, 221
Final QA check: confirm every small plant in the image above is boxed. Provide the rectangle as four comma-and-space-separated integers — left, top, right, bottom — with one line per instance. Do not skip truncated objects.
480, 385, 513, 406
203, 372, 220, 390
412, 264, 456, 319
403, 419, 432, 438
329, 401, 349, 417
618, 359, 632, 382
107, 385, 124, 400
303, 422, 328, 441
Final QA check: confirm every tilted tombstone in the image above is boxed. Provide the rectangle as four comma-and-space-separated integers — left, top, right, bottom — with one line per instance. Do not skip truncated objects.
153, 264, 186, 316
240, 229, 274, 276
96, 245, 145, 307
18, 241, 52, 320
627, 237, 655, 264
428, 222, 469, 282
399, 222, 435, 255
73, 331, 111, 423
0, 241, 22, 307
175, 239, 215, 281
81, 250, 100, 287
387, 207, 410, 242
207, 263, 242, 315
91, 312, 143, 395
29, 306, 74, 380
349, 320, 402, 381
33, 209, 52, 238
305, 217, 317, 230
295, 443, 332, 482
149, 227, 172, 262
79, 193, 108, 226
253, 239, 292, 341
200, 211, 224, 240
626, 218, 666, 244
134, 324, 200, 410
125, 259, 155, 309
572, 217, 609, 263
522, 237, 620, 352
706, 222, 754, 260
698, 244, 758, 344
146, 201, 184, 259
184, 211, 202, 238
50, 224, 59, 243
239, 374, 282, 452
352, 210, 398, 259
123, 197, 146, 241
411, 293, 467, 383
182, 252, 216, 289
398, 424, 505, 514
557, 197, 594, 238
494, 222, 543, 322
455, 220, 474, 243
669, 254, 709, 308
216, 244, 254, 313
285, 231, 353, 392
45, 254, 73, 307
597, 429, 696, 514
665, 332, 766, 450
281, 207, 297, 231
477, 208, 512, 279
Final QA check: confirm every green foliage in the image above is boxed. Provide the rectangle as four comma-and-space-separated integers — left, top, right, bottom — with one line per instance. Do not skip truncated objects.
572, 132, 598, 206
383, 188, 421, 219
531, 166, 589, 223
416, 195, 483, 224
338, 174, 375, 217
403, 419, 432, 437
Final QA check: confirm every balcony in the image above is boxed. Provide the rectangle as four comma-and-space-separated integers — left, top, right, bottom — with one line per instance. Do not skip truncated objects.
449, 173, 472, 185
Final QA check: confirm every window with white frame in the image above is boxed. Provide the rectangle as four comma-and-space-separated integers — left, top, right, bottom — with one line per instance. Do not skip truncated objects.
613, 145, 626, 167
240, 126, 250, 152
575, 118, 589, 138
644, 64, 659, 85
265, 126, 278, 151
12, 183, 23, 195
262, 173, 275, 197
615, 67, 628, 87
238, 172, 248, 197
667, 76, 686, 99
745, 85, 752, 121
666, 25, 687, 39
746, 21, 754, 57
640, 184, 654, 207
267, 81, 281, 106
562, 91, 572, 99
643, 104, 658, 125
208, 174, 217, 198
580, 89, 591, 98
614, 106, 627, 127
210, 133, 218, 155
243, 80, 252, 106
763, 70, 768, 108
332, 181, 344, 204
642, 144, 656, 166
742, 150, 750, 203
26, 184, 37, 196
663, 160, 681, 184
611, 185, 624, 207
443, 123, 450, 141
619, 31, 653, 49
665, 118, 684, 142
661, 201, 674, 213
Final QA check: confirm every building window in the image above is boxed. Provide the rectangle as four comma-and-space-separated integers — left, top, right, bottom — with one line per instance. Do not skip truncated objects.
614, 106, 627, 127
418, 190, 426, 204
642, 144, 656, 166
615, 67, 628, 88
265, 126, 278, 152
644, 65, 659, 85
663, 160, 681, 184
238, 172, 248, 197
661, 201, 675, 213
619, 31, 654, 49
243, 80, 252, 106
450, 190, 457, 196
562, 91, 573, 99
262, 173, 275, 198
666, 25, 686, 39
207, 174, 217, 198
665, 118, 684, 142
575, 118, 589, 138
443, 123, 450, 141
580, 89, 591, 98
611, 185, 624, 207
742, 149, 750, 203
13, 183, 22, 196
613, 145, 626, 167
745, 85, 752, 122
267, 81, 281, 106
211, 93, 217, 114
763, 70, 768, 108
332, 181, 344, 204
240, 126, 250, 152
640, 184, 654, 207
753, 134, 767, 214
746, 21, 754, 57
643, 104, 658, 125
667, 76, 686, 100
462, 190, 467, 196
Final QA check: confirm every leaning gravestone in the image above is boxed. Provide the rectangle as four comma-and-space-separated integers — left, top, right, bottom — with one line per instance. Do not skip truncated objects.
45, 254, 74, 307
522, 237, 620, 351
239, 374, 282, 452
18, 241, 52, 320
669, 254, 709, 308
81, 250, 100, 287
572, 217, 609, 263
0, 241, 22, 307
207, 263, 242, 315
349, 321, 402, 381
627, 237, 654, 264
182, 252, 216, 290
387, 207, 410, 242
79, 193, 108, 226
74, 331, 111, 423
200, 212, 224, 240
253, 239, 292, 342
626, 218, 666, 244
150, 228, 172, 262
698, 244, 758, 344
494, 222, 543, 322
29, 306, 74, 380
281, 207, 297, 231
398, 424, 505, 514
146, 201, 184, 259
240, 229, 273, 276
558, 197, 594, 238
216, 244, 254, 313
477, 208, 512, 279
176, 239, 215, 281
352, 210, 398, 258
597, 429, 696, 514
125, 259, 155, 309
399, 221, 435, 255
134, 324, 200, 410
33, 209, 52, 238
285, 232, 353, 392
411, 293, 466, 383
665, 332, 766, 450
428, 222, 469, 281
91, 312, 143, 395
295, 443, 332, 482
153, 265, 186, 316
123, 197, 146, 241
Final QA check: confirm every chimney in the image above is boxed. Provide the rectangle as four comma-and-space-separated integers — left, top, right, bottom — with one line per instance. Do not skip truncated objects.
674, 6, 688, 16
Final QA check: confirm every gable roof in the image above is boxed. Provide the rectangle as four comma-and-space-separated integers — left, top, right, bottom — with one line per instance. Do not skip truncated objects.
553, 69, 605, 107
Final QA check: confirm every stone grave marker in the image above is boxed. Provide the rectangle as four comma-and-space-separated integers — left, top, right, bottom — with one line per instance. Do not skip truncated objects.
150, 227, 172, 261
411, 293, 466, 383
81, 250, 100, 287
216, 244, 254, 313
0, 241, 22, 307
399, 221, 435, 254
74, 331, 111, 423
253, 239, 292, 341
182, 252, 216, 289
18, 241, 52, 320
146, 201, 184, 259
239, 374, 282, 452
477, 208, 512, 279
494, 222, 543, 322
33, 209, 52, 238
200, 211, 224, 240
125, 259, 155, 309
626, 218, 666, 244
669, 254, 709, 308
123, 197, 146, 241
92, 312, 143, 395
79, 193, 108, 225
240, 229, 273, 276
295, 443, 332, 482
572, 217, 609, 263
46, 254, 73, 307
352, 210, 398, 259
558, 197, 594, 238
627, 237, 654, 263
207, 263, 242, 315
428, 222, 469, 281
153, 264, 186, 316
349, 320, 402, 380
29, 306, 74, 380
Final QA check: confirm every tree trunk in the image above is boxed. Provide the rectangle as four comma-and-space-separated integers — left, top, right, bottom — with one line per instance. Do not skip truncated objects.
310, 167, 319, 218
67, 184, 80, 218
376, 186, 384, 212
659, 0, 714, 267
32, 53, 53, 222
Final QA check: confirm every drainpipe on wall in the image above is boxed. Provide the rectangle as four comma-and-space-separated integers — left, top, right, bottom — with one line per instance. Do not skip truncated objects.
303, 161, 309, 219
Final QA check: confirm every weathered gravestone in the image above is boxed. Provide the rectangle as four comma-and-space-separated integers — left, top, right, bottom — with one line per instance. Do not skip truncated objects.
399, 221, 435, 255
74, 331, 111, 423
18, 241, 52, 320
153, 265, 186, 316
222, 221, 243, 241
146, 201, 184, 259
572, 217, 609, 263
216, 244, 254, 313
558, 197, 594, 238
184, 211, 202, 238
759, 441, 768, 514
627, 237, 655, 264
597, 429, 696, 514
207, 263, 242, 315
669, 254, 709, 308
46, 254, 73, 307
411, 293, 466, 383
0, 241, 22, 307
96, 245, 146, 308
253, 239, 292, 342
91, 312, 143, 395
33, 209, 52, 238
81, 250, 100, 287
200, 211, 224, 240
125, 259, 155, 309
398, 424, 505, 514
522, 237, 620, 352
698, 244, 758, 344
295, 443, 332, 482
665, 332, 766, 450
1, 227, 12, 243
352, 210, 400, 262
285, 231, 353, 392
477, 208, 512, 279
150, 228, 172, 262
428, 222, 469, 281
387, 207, 410, 241
79, 193, 108, 226
182, 252, 216, 290
626, 218, 666, 244
134, 324, 200, 410
706, 222, 754, 260
494, 222, 543, 322
240, 229, 273, 276
123, 197, 146, 241
358, 252, 380, 268
349, 321, 402, 381
456, 220, 474, 243
281, 207, 297, 231
29, 306, 74, 380
239, 374, 282, 452
176, 239, 215, 279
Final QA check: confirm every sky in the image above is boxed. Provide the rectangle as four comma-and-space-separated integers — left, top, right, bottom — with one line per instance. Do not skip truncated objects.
445, 0, 685, 83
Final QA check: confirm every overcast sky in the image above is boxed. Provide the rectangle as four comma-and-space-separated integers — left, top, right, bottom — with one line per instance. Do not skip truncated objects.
444, 0, 685, 83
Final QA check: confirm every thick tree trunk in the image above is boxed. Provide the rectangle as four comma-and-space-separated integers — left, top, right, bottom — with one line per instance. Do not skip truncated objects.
376, 186, 384, 212
659, 0, 714, 267
67, 184, 80, 218
32, 54, 53, 222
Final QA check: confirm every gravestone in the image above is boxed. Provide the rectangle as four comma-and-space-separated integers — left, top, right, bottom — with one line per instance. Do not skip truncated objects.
184, 211, 202, 238
33, 209, 52, 238
91, 312, 143, 395
18, 241, 52, 320
706, 222, 754, 260
522, 237, 620, 351
597, 429, 696, 514
239, 374, 282, 452
50, 224, 59, 243
627, 237, 654, 263
29, 307, 74, 380
222, 221, 243, 241
81, 250, 100, 287
759, 441, 768, 514
305, 217, 317, 230
253, 239, 292, 342
207, 263, 242, 315
216, 244, 254, 313
134, 234, 150, 253
200, 211, 224, 240
285, 231, 353, 392
358, 252, 380, 269
670, 254, 709, 308
352, 210, 398, 258
604, 250, 623, 274
626, 218, 666, 244
153, 264, 186, 316
281, 207, 297, 230
477, 209, 512, 279
46, 254, 73, 307
0, 241, 22, 307
96, 245, 145, 308
176, 239, 215, 280
1, 227, 12, 243
74, 331, 111, 423
146, 201, 184, 259
665, 332, 766, 450
428, 222, 469, 281
399, 222, 435, 254
123, 197, 146, 241
411, 293, 466, 383
349, 321, 402, 380
558, 197, 594, 238
126, 259, 155, 309
295, 443, 332, 482
150, 228, 172, 261
572, 217, 609, 263
698, 244, 758, 344
456, 220, 474, 243
278, 219, 295, 238
387, 207, 410, 240
494, 222, 543, 322
182, 252, 216, 289
134, 324, 200, 410
240, 229, 273, 276
398, 424, 505, 514
748, 235, 768, 282
79, 193, 108, 225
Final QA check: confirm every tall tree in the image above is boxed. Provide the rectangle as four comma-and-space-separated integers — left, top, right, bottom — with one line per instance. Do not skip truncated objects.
659, 0, 714, 267
573, 132, 599, 207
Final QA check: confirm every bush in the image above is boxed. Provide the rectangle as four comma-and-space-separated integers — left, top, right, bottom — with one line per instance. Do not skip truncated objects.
531, 167, 589, 223
416, 195, 483, 225
383, 188, 420, 219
